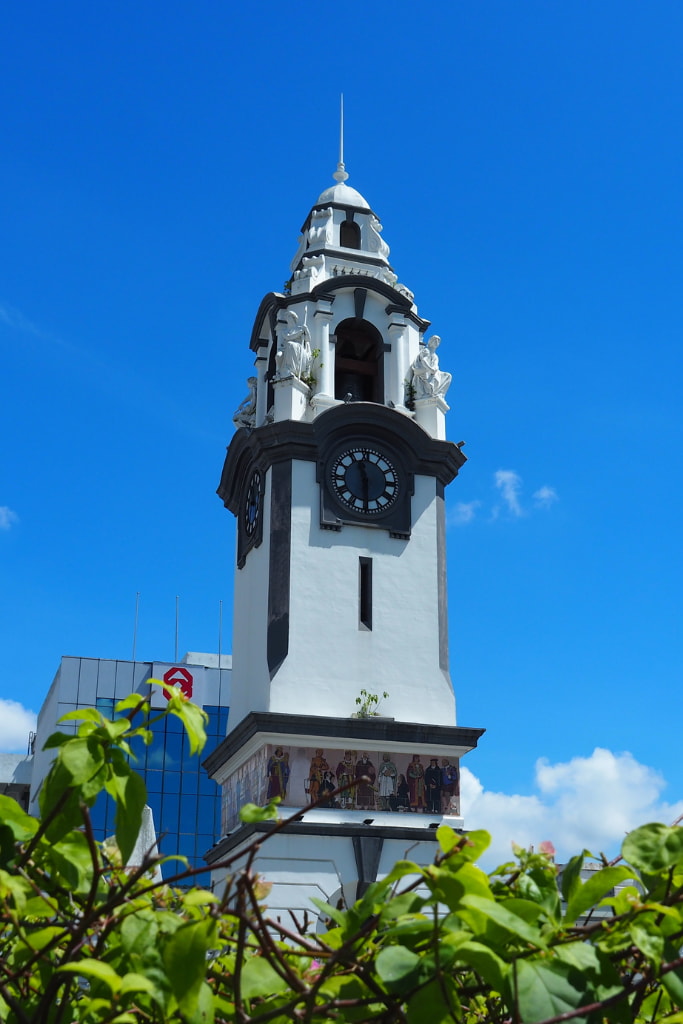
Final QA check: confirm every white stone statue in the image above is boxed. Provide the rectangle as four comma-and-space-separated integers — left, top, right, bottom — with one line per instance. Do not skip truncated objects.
232, 376, 258, 428
410, 335, 452, 399
308, 207, 333, 246
367, 214, 390, 260
275, 310, 312, 381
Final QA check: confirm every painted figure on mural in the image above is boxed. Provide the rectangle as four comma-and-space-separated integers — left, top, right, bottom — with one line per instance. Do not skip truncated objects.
396, 774, 410, 812
377, 752, 398, 810
266, 747, 289, 800
441, 757, 460, 814
425, 757, 442, 814
308, 749, 330, 804
407, 754, 426, 812
355, 753, 376, 811
336, 750, 356, 809
319, 770, 336, 807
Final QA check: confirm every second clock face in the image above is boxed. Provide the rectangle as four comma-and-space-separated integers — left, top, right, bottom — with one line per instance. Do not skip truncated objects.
243, 469, 262, 536
331, 448, 399, 515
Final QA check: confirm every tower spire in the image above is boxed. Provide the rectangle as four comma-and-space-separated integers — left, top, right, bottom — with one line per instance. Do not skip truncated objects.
333, 93, 349, 183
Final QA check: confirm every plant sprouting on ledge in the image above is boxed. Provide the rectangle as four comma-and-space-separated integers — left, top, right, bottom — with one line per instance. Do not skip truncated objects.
1, 690, 683, 1022
353, 687, 389, 717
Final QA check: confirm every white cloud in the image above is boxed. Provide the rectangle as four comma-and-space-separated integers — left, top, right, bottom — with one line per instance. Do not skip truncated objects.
494, 469, 524, 517
0, 506, 19, 530
449, 500, 481, 525
0, 699, 36, 752
462, 748, 683, 869
533, 485, 559, 509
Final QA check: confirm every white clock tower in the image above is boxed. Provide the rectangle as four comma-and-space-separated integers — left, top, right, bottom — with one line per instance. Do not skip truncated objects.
207, 154, 484, 915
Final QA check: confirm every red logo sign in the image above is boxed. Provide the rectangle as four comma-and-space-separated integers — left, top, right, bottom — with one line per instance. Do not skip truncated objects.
162, 666, 193, 700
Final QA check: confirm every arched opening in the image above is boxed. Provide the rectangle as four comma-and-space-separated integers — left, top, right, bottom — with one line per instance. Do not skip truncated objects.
340, 218, 361, 249
334, 318, 384, 403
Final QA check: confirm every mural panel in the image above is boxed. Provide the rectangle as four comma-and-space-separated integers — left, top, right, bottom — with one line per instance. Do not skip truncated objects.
221, 744, 460, 833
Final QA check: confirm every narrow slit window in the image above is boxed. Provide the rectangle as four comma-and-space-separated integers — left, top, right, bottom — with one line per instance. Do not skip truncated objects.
359, 557, 372, 631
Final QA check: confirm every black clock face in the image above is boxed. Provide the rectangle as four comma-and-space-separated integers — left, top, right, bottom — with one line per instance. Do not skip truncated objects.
331, 448, 399, 514
243, 470, 262, 536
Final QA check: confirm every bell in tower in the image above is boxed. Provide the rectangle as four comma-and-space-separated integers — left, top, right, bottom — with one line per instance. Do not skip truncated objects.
206, 139, 485, 917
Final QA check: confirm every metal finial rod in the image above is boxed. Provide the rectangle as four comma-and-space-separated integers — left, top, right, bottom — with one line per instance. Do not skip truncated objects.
174, 595, 179, 663
333, 93, 349, 183
132, 591, 140, 661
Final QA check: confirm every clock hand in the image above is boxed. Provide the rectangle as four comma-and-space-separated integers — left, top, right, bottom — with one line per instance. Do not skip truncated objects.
359, 461, 369, 505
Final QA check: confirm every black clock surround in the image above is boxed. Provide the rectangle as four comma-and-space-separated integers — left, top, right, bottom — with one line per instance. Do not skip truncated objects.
236, 466, 265, 568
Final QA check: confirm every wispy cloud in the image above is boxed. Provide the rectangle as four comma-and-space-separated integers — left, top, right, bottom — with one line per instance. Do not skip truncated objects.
449, 500, 481, 526
462, 748, 683, 869
0, 506, 19, 531
0, 699, 36, 752
533, 485, 558, 509
494, 469, 523, 517
450, 471, 559, 527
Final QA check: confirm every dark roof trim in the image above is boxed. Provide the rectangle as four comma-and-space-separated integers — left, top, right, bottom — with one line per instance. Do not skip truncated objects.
203, 709, 484, 776
248, 278, 429, 351
216, 405, 467, 514
300, 201, 379, 234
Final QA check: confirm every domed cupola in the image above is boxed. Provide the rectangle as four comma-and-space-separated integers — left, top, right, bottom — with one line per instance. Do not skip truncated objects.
235, 129, 455, 444
288, 160, 401, 296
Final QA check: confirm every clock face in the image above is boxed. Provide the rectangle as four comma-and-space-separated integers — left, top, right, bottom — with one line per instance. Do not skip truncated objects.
243, 470, 262, 536
331, 447, 399, 515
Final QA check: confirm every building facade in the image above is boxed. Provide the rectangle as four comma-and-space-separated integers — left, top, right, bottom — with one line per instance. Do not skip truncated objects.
29, 652, 231, 884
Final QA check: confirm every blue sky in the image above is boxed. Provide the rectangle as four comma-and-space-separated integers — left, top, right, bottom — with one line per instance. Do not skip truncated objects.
2, 1, 682, 861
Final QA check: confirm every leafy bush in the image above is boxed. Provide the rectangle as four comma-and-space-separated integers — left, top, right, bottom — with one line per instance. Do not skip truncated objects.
1, 689, 682, 1022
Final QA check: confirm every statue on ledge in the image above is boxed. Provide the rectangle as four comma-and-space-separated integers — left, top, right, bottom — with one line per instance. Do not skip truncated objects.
410, 335, 452, 399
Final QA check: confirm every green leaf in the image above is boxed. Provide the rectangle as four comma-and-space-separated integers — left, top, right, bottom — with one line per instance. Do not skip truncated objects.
115, 692, 148, 714
309, 896, 347, 928
622, 823, 683, 873
0, 869, 30, 912
662, 966, 683, 1009
450, 939, 509, 993
240, 956, 290, 1000
515, 959, 590, 1024
565, 865, 635, 923
57, 958, 122, 994
0, 794, 38, 839
119, 972, 158, 996
436, 823, 460, 853
59, 708, 103, 725
105, 761, 147, 863
163, 918, 216, 1017
375, 946, 421, 993
560, 851, 585, 903
380, 859, 424, 887
155, 684, 207, 756
46, 830, 94, 893
239, 801, 280, 823
630, 921, 664, 966
407, 976, 459, 1024
59, 735, 105, 785
460, 893, 547, 948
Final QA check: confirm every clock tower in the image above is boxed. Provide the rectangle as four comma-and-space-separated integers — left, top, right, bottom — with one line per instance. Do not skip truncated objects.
207, 156, 484, 915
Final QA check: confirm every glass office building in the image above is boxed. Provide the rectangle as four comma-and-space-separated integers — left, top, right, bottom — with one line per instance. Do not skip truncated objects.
29, 654, 231, 885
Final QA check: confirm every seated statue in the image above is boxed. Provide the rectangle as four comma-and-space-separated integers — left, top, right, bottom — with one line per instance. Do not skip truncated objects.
410, 335, 452, 399
275, 310, 312, 381
232, 376, 258, 428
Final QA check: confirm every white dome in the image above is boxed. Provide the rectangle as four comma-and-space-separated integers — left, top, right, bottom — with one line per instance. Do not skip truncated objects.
316, 181, 370, 210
